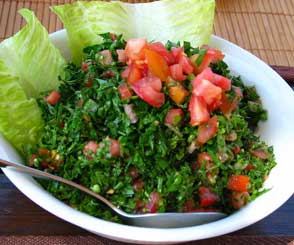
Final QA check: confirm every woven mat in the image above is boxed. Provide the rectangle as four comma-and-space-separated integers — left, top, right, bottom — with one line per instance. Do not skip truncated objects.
0, 0, 294, 67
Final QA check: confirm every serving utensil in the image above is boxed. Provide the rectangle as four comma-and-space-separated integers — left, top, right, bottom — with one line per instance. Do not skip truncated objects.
0, 158, 226, 228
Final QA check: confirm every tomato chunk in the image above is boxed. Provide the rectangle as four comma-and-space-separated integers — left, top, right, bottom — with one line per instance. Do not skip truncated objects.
125, 38, 148, 61
227, 175, 250, 192
46, 90, 61, 105
250, 148, 269, 159
179, 56, 194, 75
116, 49, 126, 63
171, 47, 184, 62
145, 192, 161, 213
131, 75, 165, 108
168, 84, 189, 105
197, 115, 218, 144
149, 42, 175, 65
145, 49, 170, 82
83, 141, 99, 159
106, 138, 121, 157
219, 92, 238, 116
195, 52, 214, 74
188, 95, 210, 126
164, 108, 184, 126
213, 74, 231, 91
118, 83, 133, 100
126, 65, 143, 84
230, 191, 249, 209
199, 186, 219, 207
99, 50, 113, 66
192, 67, 214, 87
169, 64, 186, 81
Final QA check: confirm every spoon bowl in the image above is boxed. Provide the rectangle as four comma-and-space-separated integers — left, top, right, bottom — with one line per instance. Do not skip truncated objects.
0, 158, 226, 228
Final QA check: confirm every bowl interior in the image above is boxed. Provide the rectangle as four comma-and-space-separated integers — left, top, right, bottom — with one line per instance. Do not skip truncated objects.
1, 30, 294, 244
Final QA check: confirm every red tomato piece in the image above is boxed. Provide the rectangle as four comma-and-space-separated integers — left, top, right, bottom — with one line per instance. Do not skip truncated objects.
219, 92, 238, 116
168, 84, 189, 105
38, 148, 50, 156
133, 178, 144, 191
192, 67, 215, 87
116, 49, 126, 63
164, 108, 184, 126
213, 74, 231, 91
179, 56, 194, 75
149, 42, 175, 65
46, 90, 61, 105
106, 138, 121, 157
81, 62, 88, 72
126, 65, 143, 84
195, 52, 214, 74
121, 66, 131, 79
125, 38, 148, 61
188, 95, 210, 126
227, 175, 250, 192
118, 83, 133, 100
197, 115, 218, 144
83, 141, 99, 159
145, 192, 161, 213
131, 76, 165, 108
169, 64, 187, 81
199, 186, 219, 207
145, 49, 170, 82
244, 163, 255, 171
99, 50, 113, 66
28, 154, 37, 166
192, 78, 222, 106
206, 47, 225, 63
250, 148, 269, 159
232, 145, 241, 155
230, 191, 249, 209
171, 47, 184, 62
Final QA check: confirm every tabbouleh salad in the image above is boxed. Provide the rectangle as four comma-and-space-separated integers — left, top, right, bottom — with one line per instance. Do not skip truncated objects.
26, 33, 276, 223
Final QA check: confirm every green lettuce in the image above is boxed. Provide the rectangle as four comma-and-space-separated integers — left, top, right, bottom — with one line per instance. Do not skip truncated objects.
52, 0, 215, 64
0, 9, 65, 98
0, 60, 43, 154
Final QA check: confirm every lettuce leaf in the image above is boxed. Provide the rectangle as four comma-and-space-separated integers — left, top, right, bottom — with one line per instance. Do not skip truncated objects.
0, 9, 65, 98
0, 60, 43, 155
52, 0, 215, 64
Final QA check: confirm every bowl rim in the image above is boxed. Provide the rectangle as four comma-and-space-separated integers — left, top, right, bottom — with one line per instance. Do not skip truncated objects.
1, 29, 294, 244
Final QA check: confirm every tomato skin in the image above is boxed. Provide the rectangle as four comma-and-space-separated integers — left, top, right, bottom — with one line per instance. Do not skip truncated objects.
126, 65, 143, 84
206, 47, 225, 63
244, 163, 255, 171
149, 42, 175, 65
227, 175, 250, 192
197, 115, 218, 144
213, 74, 231, 91
118, 83, 133, 100
164, 108, 184, 126
145, 49, 170, 82
121, 66, 131, 79
192, 67, 214, 87
188, 95, 210, 126
99, 50, 113, 66
125, 38, 148, 61
179, 56, 194, 75
46, 90, 61, 105
199, 186, 219, 207
169, 64, 186, 81
116, 49, 126, 63
250, 148, 269, 159
171, 47, 184, 62
232, 145, 241, 155
168, 84, 189, 105
192, 78, 222, 106
145, 192, 161, 213
219, 92, 238, 116
83, 141, 99, 159
230, 191, 249, 209
195, 52, 214, 74
131, 76, 165, 108
107, 138, 121, 157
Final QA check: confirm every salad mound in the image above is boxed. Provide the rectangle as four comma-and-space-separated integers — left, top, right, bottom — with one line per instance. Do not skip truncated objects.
26, 33, 276, 222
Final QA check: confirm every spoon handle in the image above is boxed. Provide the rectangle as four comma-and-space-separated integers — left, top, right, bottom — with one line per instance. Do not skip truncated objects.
0, 158, 119, 212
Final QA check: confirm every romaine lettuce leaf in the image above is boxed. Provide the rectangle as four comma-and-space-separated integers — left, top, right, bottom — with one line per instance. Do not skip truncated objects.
52, 0, 215, 64
0, 9, 65, 98
0, 60, 43, 155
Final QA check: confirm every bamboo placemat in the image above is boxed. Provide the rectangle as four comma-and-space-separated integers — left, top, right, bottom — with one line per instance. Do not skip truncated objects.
0, 0, 294, 67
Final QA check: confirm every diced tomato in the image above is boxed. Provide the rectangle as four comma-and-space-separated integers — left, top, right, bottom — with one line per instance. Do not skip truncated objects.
219, 92, 238, 116
116, 49, 126, 63
169, 64, 186, 81
199, 186, 219, 207
110, 33, 116, 41
118, 83, 133, 100
227, 175, 250, 192
133, 178, 144, 191
189, 95, 210, 126
250, 148, 269, 159
121, 66, 131, 79
99, 50, 113, 66
232, 86, 243, 98
198, 152, 213, 164
81, 62, 88, 72
244, 163, 255, 171
206, 47, 225, 63
85, 79, 93, 88
128, 166, 139, 180
38, 148, 50, 156
192, 78, 222, 106
232, 145, 241, 155
28, 154, 37, 166
164, 108, 184, 126
171, 47, 184, 62
179, 56, 194, 75
145, 49, 169, 82
131, 75, 165, 108
213, 74, 231, 91
126, 65, 143, 84
46, 90, 61, 105
125, 38, 148, 61
106, 138, 121, 157
197, 115, 218, 144
196, 152, 217, 184
168, 84, 189, 105
145, 192, 161, 213
149, 42, 175, 65
230, 191, 249, 209
192, 67, 215, 87
83, 141, 99, 159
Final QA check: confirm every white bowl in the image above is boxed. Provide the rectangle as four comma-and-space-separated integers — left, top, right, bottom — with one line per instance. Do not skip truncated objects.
1, 30, 294, 244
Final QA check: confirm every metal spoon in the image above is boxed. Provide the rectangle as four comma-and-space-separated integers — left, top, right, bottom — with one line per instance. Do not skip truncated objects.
0, 158, 227, 228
